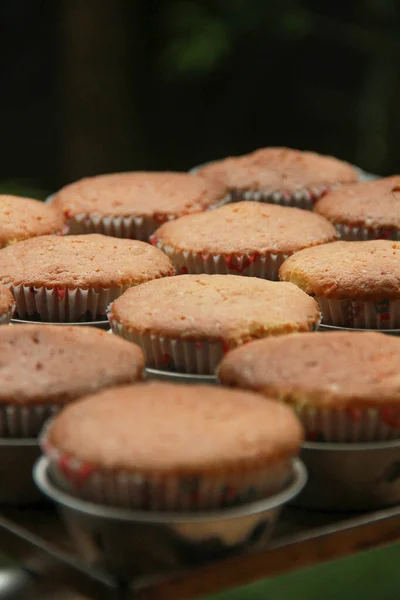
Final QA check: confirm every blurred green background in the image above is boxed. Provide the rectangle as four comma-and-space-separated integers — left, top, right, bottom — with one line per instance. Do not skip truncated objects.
0, 0, 399, 198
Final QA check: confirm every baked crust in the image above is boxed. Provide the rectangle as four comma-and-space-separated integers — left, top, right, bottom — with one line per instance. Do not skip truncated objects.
54, 172, 227, 218
219, 331, 400, 409
0, 195, 65, 247
154, 201, 337, 255
314, 177, 400, 229
0, 325, 144, 405
110, 274, 320, 343
46, 382, 303, 474
279, 240, 400, 300
198, 147, 358, 193
0, 234, 174, 289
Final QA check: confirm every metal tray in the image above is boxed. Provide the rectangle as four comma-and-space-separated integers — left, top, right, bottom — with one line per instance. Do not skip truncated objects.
295, 440, 400, 511
318, 323, 400, 336
0, 438, 42, 505
34, 456, 307, 579
145, 368, 217, 384
11, 317, 110, 330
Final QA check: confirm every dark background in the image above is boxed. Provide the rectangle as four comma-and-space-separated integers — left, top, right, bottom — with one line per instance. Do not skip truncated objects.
0, 0, 399, 199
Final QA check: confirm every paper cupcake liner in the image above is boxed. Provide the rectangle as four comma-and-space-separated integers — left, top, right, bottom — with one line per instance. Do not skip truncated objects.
110, 319, 224, 375
8, 283, 129, 323
41, 429, 293, 510
66, 213, 172, 241
294, 405, 400, 443
0, 404, 60, 438
229, 185, 336, 211
336, 224, 400, 241
65, 196, 230, 241
317, 297, 400, 329
150, 241, 289, 280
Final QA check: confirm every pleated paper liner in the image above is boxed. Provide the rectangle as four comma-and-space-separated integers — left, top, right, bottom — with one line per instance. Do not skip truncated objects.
110, 318, 225, 375
317, 297, 400, 329
7, 283, 130, 323
293, 405, 400, 443
149, 240, 289, 280
336, 224, 400, 241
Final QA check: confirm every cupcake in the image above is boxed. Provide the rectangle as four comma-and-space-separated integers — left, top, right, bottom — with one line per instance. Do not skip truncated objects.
0, 285, 15, 324
41, 381, 303, 510
151, 202, 337, 279
218, 331, 400, 442
0, 324, 144, 437
314, 177, 400, 241
53, 172, 228, 240
0, 234, 174, 322
279, 240, 400, 329
0, 194, 66, 247
109, 274, 321, 374
197, 147, 358, 210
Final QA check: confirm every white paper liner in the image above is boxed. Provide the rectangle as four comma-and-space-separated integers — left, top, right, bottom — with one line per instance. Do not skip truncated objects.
66, 213, 171, 241
318, 297, 400, 329
110, 319, 224, 375
7, 283, 129, 323
65, 196, 230, 241
0, 404, 60, 437
336, 224, 400, 241
295, 405, 400, 442
230, 185, 336, 211
152, 243, 289, 280
41, 427, 293, 510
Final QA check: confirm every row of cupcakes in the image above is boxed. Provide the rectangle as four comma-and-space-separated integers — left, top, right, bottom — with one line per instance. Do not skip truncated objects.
2, 148, 399, 250
1, 321, 399, 513
0, 236, 400, 372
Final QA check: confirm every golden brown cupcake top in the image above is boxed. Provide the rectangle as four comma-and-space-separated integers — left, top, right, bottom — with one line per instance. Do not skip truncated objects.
0, 285, 14, 316
0, 325, 144, 405
110, 274, 320, 343
198, 147, 358, 193
279, 240, 400, 300
154, 201, 337, 255
46, 382, 303, 473
0, 234, 174, 289
314, 177, 400, 229
219, 331, 400, 409
54, 172, 227, 219
0, 195, 65, 247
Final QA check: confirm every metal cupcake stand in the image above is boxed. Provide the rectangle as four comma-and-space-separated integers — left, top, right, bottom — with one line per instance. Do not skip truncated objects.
0, 319, 399, 599
3, 166, 399, 597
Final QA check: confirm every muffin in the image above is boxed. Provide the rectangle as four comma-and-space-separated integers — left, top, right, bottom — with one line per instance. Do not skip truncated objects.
314, 177, 400, 241
0, 234, 174, 323
197, 147, 358, 210
0, 285, 15, 324
109, 274, 321, 374
0, 195, 66, 247
151, 202, 337, 279
41, 381, 303, 510
279, 240, 400, 329
0, 325, 144, 437
219, 331, 400, 442
53, 172, 228, 240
